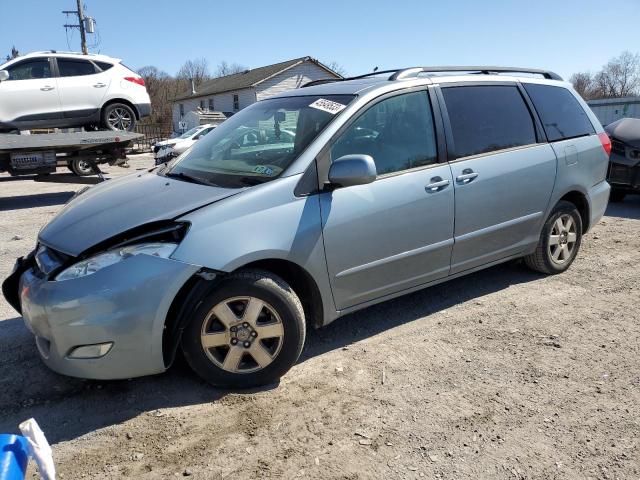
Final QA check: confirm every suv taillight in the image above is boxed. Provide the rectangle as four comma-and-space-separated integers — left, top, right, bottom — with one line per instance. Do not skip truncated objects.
124, 76, 145, 87
598, 132, 611, 157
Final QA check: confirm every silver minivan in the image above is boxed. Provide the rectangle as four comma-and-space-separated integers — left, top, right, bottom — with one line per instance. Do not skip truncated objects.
3, 66, 611, 388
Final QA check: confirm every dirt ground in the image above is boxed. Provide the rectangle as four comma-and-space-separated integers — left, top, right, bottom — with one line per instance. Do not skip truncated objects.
1, 154, 639, 479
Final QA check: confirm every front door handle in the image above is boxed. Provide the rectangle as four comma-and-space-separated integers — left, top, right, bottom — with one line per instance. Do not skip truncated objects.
425, 177, 450, 192
40, 86, 55, 91
93, 83, 106, 88
456, 169, 478, 184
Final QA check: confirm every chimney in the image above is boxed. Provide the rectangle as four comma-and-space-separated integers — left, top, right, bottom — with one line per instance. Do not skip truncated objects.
190, 78, 196, 95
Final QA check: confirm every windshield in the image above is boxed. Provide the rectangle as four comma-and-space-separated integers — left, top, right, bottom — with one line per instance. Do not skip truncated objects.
162, 95, 354, 188
178, 127, 203, 139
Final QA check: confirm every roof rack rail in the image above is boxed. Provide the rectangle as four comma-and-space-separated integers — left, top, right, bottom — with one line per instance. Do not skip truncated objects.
301, 69, 402, 88
389, 66, 563, 81
301, 66, 563, 89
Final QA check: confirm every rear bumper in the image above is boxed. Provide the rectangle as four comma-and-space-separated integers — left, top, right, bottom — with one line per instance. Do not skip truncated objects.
136, 103, 152, 119
586, 180, 611, 232
11, 253, 199, 380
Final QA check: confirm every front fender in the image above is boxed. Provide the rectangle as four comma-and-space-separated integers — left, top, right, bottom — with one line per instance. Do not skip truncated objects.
172, 175, 338, 324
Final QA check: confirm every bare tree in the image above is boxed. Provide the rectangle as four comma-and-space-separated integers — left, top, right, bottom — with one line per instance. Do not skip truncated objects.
176, 58, 211, 86
215, 60, 247, 77
600, 51, 640, 97
137, 66, 175, 125
573, 51, 640, 99
325, 60, 347, 77
570, 71, 594, 99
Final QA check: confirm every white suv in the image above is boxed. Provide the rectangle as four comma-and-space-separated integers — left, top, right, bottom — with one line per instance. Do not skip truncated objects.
0, 51, 151, 132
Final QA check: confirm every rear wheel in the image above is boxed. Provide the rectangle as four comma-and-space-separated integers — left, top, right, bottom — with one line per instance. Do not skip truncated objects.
524, 201, 583, 275
609, 189, 626, 203
181, 269, 306, 388
101, 103, 136, 131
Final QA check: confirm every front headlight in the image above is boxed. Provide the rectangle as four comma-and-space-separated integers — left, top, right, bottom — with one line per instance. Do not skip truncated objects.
55, 242, 178, 281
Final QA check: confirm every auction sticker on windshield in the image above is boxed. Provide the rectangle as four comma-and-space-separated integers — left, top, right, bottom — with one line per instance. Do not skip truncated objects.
309, 98, 347, 115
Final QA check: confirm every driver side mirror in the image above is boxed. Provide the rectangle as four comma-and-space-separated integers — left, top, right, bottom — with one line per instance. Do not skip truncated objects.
327, 154, 377, 189
0, 70, 9, 82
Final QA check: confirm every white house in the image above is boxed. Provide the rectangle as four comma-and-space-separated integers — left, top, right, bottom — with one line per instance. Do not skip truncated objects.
172, 56, 341, 132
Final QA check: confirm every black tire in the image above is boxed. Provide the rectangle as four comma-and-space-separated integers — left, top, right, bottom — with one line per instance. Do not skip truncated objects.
609, 189, 626, 203
181, 269, 306, 388
524, 201, 583, 275
100, 103, 136, 132
69, 158, 95, 176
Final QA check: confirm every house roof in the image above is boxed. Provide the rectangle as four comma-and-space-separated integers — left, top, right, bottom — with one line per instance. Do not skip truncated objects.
173, 56, 341, 102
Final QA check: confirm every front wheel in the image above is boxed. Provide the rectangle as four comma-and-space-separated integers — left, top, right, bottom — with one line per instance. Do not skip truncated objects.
101, 103, 136, 131
68, 158, 95, 176
181, 269, 306, 388
524, 201, 583, 275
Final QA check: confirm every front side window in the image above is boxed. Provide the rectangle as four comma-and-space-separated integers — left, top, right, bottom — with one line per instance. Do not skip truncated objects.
523, 83, 595, 142
164, 94, 354, 188
6, 59, 52, 80
442, 85, 537, 159
331, 90, 437, 175
57, 58, 97, 77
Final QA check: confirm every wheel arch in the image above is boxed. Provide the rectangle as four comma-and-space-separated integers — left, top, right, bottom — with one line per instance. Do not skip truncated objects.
101, 98, 141, 120
161, 258, 325, 368
557, 190, 590, 232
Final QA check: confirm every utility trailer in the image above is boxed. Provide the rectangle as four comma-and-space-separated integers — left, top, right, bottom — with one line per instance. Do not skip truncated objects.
0, 131, 143, 177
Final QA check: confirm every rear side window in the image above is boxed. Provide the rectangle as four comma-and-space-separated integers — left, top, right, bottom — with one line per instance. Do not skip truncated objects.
58, 59, 97, 77
331, 90, 438, 175
6, 59, 52, 80
523, 83, 595, 142
442, 85, 537, 159
95, 61, 114, 71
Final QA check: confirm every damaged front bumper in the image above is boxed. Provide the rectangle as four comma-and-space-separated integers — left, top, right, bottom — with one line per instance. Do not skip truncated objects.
3, 251, 200, 380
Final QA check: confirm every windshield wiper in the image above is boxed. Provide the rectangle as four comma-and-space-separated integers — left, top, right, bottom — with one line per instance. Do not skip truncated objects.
165, 171, 216, 186
237, 176, 268, 186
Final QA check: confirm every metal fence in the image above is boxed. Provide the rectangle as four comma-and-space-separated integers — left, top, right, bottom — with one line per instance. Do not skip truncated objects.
132, 123, 173, 152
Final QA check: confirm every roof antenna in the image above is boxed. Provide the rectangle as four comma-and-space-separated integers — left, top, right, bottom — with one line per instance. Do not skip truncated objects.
373, 66, 379, 73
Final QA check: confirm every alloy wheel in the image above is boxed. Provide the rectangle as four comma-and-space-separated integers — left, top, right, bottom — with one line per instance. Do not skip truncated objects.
548, 214, 577, 264
200, 296, 284, 374
107, 107, 132, 130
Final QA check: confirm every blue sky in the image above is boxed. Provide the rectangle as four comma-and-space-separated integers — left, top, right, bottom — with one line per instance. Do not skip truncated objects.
1, 0, 638, 80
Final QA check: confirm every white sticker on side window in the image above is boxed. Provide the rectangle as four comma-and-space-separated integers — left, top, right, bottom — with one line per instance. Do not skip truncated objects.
309, 98, 346, 115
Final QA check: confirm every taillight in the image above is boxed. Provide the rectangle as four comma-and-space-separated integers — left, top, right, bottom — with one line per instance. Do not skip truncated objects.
124, 76, 145, 87
598, 132, 611, 156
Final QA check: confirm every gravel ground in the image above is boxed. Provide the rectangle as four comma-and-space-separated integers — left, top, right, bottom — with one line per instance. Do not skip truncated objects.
1, 154, 639, 479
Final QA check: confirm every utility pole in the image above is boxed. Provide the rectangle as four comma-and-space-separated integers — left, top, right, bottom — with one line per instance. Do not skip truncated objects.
63, 0, 88, 54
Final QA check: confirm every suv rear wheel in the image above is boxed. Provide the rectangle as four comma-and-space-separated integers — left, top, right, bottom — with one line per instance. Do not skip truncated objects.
101, 103, 136, 131
524, 201, 583, 274
181, 269, 306, 388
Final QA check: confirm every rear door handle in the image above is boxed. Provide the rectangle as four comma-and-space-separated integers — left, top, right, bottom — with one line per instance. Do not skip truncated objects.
93, 83, 106, 88
40, 86, 55, 91
425, 177, 450, 192
456, 169, 478, 184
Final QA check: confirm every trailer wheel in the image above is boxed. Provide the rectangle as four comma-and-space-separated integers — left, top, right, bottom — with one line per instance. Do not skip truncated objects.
69, 158, 95, 176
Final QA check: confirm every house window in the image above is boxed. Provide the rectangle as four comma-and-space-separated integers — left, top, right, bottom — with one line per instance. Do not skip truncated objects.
199, 99, 205, 109
208, 98, 214, 111
233, 94, 239, 111
179, 103, 184, 116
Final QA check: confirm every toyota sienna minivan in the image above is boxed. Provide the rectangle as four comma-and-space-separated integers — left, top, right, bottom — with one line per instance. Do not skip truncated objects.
3, 66, 611, 388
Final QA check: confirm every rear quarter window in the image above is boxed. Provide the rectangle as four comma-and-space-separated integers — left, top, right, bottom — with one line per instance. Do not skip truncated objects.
442, 85, 537, 159
523, 83, 595, 142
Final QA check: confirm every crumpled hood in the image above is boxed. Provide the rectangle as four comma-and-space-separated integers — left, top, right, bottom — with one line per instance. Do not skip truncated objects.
38, 170, 240, 256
